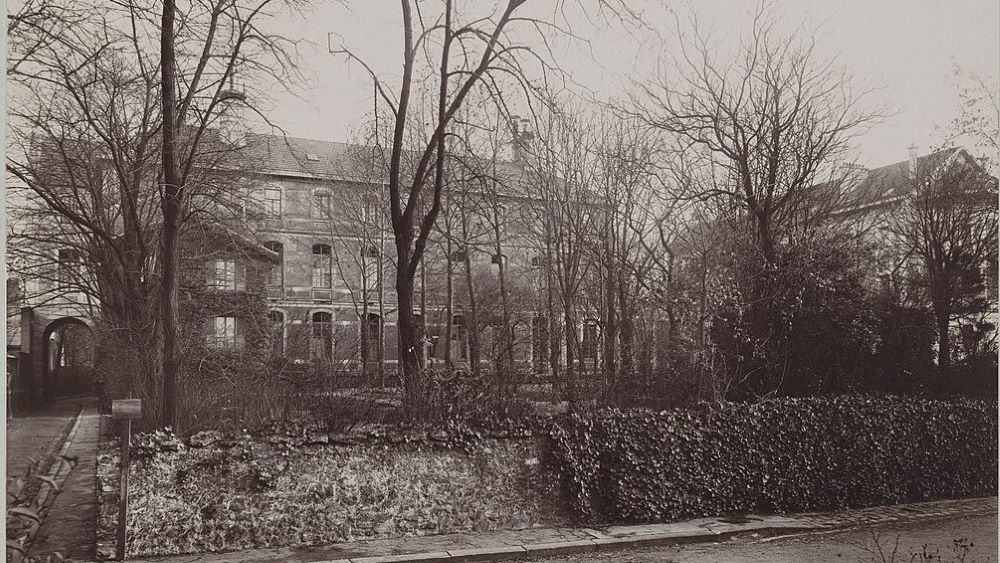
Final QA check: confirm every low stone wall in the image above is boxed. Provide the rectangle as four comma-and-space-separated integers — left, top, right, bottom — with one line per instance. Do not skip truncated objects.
95, 425, 564, 559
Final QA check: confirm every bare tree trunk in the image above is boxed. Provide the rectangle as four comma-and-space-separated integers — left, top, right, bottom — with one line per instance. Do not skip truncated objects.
936, 311, 952, 375
361, 249, 371, 373
396, 267, 421, 407
494, 217, 513, 389
563, 304, 576, 409
377, 229, 386, 385
602, 233, 617, 398
160, 0, 181, 430
462, 251, 481, 376
444, 230, 453, 368
617, 271, 634, 389
544, 228, 560, 387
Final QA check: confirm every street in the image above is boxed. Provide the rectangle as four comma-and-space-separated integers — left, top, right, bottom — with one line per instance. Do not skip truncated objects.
526, 513, 998, 563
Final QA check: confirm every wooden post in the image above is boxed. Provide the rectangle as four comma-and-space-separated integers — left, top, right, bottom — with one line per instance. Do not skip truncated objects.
112, 399, 141, 561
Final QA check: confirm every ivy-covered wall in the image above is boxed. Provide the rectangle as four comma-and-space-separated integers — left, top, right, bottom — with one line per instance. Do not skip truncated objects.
548, 396, 998, 524
176, 225, 278, 431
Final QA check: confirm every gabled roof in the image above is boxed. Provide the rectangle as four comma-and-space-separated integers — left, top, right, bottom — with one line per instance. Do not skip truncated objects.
837, 147, 984, 213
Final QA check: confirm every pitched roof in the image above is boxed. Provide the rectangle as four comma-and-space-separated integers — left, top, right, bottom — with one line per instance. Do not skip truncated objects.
838, 147, 965, 212
240, 132, 550, 199
242, 133, 375, 181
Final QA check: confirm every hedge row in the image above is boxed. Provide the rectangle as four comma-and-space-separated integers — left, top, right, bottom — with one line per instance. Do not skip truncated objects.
547, 396, 998, 523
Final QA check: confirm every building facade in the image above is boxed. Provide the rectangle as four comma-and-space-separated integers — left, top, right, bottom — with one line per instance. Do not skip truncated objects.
243, 133, 560, 372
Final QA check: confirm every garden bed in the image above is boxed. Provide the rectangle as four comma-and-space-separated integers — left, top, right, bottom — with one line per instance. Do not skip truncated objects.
96, 395, 998, 559
96, 427, 565, 559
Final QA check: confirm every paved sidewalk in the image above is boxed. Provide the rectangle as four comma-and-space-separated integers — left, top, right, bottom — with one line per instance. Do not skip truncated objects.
126, 497, 996, 563
5, 396, 102, 562
29, 402, 103, 561
6, 396, 87, 489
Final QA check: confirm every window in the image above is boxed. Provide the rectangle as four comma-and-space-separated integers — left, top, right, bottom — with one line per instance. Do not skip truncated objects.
312, 244, 332, 288
313, 191, 331, 218
532, 316, 548, 373
451, 249, 467, 262
7, 277, 22, 303
362, 313, 382, 365
141, 253, 158, 283
264, 242, 283, 286
210, 258, 244, 290
208, 317, 243, 349
269, 310, 284, 356
451, 314, 469, 362
362, 244, 380, 259
57, 249, 82, 287
531, 255, 541, 267
582, 319, 599, 360
311, 311, 333, 359
263, 187, 282, 218
361, 192, 380, 225
491, 253, 507, 266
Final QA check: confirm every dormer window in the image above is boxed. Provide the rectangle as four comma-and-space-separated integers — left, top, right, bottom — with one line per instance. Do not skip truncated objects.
305, 152, 321, 162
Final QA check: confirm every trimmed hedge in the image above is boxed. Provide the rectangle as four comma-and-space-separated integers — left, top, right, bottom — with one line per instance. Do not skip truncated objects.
548, 396, 997, 523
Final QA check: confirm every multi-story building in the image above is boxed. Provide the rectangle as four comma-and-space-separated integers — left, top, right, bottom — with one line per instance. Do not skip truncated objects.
832, 146, 999, 358
241, 128, 559, 371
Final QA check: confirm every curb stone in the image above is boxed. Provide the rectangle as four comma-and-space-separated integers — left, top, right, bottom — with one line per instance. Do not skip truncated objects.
110, 497, 997, 563
295, 525, 825, 563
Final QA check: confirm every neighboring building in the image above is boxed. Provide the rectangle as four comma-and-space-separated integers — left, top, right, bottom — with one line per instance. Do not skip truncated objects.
241, 127, 560, 372
5, 229, 99, 411
832, 146, 999, 360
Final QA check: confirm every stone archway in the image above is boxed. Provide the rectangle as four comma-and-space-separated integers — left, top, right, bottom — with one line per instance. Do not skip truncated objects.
41, 317, 96, 400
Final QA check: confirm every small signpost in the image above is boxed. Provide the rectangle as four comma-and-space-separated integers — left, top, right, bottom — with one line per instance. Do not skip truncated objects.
111, 399, 141, 561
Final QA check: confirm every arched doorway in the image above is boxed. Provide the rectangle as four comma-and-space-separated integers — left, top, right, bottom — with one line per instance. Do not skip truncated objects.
41, 317, 96, 399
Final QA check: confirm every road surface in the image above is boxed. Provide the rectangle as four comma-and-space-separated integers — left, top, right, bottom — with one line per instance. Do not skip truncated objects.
526, 512, 998, 562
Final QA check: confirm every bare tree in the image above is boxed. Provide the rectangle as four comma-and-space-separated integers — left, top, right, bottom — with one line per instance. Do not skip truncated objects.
620, 7, 882, 399
887, 151, 999, 374
631, 7, 877, 263
946, 65, 999, 175
520, 103, 602, 407
7, 0, 302, 427
330, 0, 636, 416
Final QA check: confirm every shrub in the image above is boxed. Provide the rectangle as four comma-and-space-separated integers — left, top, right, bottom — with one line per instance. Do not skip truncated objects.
548, 396, 998, 524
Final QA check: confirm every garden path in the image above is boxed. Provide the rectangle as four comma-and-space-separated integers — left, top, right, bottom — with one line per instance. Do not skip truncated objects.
6, 396, 84, 486
7, 396, 103, 562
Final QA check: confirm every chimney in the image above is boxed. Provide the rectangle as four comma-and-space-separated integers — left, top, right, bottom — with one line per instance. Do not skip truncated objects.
907, 144, 919, 177
511, 115, 533, 164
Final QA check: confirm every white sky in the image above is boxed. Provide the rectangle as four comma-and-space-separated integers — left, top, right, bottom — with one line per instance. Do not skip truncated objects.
251, 1, 998, 168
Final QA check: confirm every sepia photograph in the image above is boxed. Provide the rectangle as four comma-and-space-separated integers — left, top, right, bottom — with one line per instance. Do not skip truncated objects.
3, 1, 998, 561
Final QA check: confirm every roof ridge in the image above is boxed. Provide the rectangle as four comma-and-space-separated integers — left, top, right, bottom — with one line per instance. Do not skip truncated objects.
246, 131, 360, 149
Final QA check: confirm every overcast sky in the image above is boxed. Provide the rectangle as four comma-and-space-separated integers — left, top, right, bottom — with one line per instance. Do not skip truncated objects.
258, 0, 999, 168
